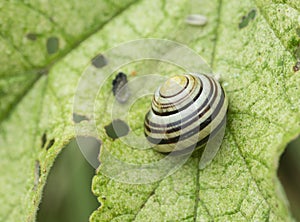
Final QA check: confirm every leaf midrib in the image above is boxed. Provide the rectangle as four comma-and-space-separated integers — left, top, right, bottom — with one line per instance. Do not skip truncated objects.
0, 0, 141, 125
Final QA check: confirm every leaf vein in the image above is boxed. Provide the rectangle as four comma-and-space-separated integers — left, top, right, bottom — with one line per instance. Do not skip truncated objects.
227, 129, 284, 221
253, 0, 297, 60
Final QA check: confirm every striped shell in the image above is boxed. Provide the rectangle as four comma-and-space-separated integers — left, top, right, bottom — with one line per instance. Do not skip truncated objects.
144, 73, 228, 153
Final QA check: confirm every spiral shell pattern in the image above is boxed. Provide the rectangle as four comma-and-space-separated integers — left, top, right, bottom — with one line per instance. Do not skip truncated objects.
144, 73, 228, 153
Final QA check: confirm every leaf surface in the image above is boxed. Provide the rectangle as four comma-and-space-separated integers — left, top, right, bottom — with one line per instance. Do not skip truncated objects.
0, 1, 136, 221
0, 0, 299, 221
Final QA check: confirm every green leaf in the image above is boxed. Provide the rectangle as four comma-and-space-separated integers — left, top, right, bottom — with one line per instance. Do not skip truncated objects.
0, 0, 299, 222
0, 0, 136, 221
87, 0, 300, 221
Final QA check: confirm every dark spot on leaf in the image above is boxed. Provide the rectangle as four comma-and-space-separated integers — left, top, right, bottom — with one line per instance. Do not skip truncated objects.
45, 139, 55, 150
104, 119, 130, 140
41, 133, 47, 148
293, 60, 300, 72
26, 33, 37, 41
46, 36, 59, 54
76, 136, 101, 168
73, 113, 89, 123
91, 54, 108, 68
239, 8, 256, 29
238, 17, 249, 29
248, 9, 256, 20
112, 72, 130, 103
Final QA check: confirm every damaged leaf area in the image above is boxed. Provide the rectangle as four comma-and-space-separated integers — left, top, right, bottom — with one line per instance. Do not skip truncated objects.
0, 0, 138, 221
0, 0, 299, 221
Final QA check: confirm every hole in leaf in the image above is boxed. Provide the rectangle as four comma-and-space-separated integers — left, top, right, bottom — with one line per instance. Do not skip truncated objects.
47, 36, 59, 54
75, 136, 101, 169
41, 133, 47, 148
37, 139, 98, 222
104, 119, 130, 140
73, 113, 89, 123
45, 139, 55, 150
91, 54, 107, 68
278, 136, 300, 221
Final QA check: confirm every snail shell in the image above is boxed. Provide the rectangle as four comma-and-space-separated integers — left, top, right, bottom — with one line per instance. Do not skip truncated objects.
144, 73, 228, 153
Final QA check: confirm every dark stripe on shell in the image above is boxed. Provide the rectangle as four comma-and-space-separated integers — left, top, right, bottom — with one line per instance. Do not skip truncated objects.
145, 85, 225, 145
145, 76, 214, 128
153, 75, 199, 109
166, 114, 227, 155
155, 75, 195, 106
151, 77, 203, 116
152, 75, 199, 112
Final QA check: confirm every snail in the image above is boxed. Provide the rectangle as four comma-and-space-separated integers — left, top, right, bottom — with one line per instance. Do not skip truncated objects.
144, 73, 228, 157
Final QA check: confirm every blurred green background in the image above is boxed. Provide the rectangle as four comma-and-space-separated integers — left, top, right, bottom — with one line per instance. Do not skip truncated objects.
278, 136, 300, 221
37, 138, 99, 222
37, 136, 300, 221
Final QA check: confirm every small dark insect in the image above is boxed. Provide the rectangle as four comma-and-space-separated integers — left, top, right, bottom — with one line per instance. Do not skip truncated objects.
112, 72, 130, 103
293, 61, 300, 72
